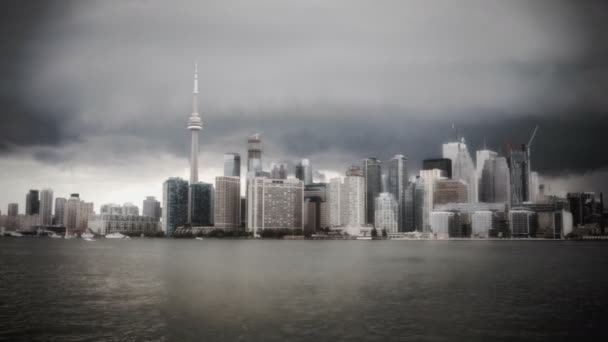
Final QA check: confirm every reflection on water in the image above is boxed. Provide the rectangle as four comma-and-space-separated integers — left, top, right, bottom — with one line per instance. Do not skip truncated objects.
1, 239, 607, 341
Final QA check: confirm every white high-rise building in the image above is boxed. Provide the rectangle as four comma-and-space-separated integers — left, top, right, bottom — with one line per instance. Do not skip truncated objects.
419, 169, 446, 232
430, 211, 454, 239
529, 171, 539, 203
443, 138, 477, 203
374, 193, 398, 233
246, 178, 303, 235
65, 194, 94, 235
472, 211, 493, 238
39, 188, 53, 226
327, 178, 343, 227
342, 166, 365, 227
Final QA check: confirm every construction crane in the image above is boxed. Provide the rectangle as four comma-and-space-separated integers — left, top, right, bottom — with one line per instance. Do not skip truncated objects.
527, 125, 539, 201
527, 125, 539, 166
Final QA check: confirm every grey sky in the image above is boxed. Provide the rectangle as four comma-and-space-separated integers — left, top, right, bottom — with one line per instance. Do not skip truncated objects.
1, 0, 607, 212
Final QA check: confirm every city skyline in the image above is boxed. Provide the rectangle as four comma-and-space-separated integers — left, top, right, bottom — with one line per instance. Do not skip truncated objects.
2, 1, 608, 212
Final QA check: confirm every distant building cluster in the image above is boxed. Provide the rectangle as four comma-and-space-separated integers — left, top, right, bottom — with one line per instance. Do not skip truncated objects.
2, 66, 607, 240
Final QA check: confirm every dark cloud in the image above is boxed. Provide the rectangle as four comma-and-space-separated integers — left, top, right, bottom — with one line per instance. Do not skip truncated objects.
1, 0, 608, 208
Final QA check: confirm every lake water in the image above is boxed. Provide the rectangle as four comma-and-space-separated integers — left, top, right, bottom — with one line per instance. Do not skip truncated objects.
1, 238, 607, 341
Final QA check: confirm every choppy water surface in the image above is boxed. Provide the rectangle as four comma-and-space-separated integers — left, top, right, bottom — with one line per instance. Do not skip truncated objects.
1, 238, 607, 341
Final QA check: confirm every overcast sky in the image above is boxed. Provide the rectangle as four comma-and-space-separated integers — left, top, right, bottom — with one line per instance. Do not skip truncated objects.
1, 0, 607, 213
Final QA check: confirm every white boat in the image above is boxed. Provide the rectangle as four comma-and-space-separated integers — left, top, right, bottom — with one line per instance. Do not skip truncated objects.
195, 237, 204, 240
49, 233, 62, 238
105, 232, 127, 239
81, 232, 94, 239
7, 231, 24, 237
83, 237, 96, 242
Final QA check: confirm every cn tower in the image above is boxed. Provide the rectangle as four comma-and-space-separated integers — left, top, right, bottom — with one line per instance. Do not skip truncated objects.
187, 63, 203, 184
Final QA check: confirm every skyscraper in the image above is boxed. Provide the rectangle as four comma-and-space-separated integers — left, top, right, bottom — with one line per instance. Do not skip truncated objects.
419, 169, 446, 232
403, 182, 416, 231
480, 156, 510, 203
247, 178, 303, 235
303, 183, 328, 233
361, 157, 382, 226
434, 179, 468, 205
188, 182, 214, 226
375, 193, 398, 233
413, 177, 426, 231
64, 194, 93, 235
65, 194, 80, 232
223, 153, 241, 177
54, 197, 66, 225
247, 134, 263, 176
327, 178, 343, 227
422, 158, 452, 179
270, 163, 288, 179
295, 159, 313, 185
143, 196, 162, 221
214, 176, 241, 229
476, 149, 498, 184
342, 166, 366, 227
162, 177, 189, 236
7, 203, 18, 217
529, 171, 539, 203
25, 189, 40, 215
40, 188, 54, 225
122, 203, 139, 216
507, 144, 529, 205
442, 138, 477, 203
387, 155, 408, 230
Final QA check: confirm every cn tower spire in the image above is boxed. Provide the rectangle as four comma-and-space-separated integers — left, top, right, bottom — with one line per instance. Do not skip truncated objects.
187, 62, 203, 185
192, 62, 199, 116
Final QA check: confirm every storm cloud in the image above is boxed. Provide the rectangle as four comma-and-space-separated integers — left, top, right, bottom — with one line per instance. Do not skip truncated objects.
1, 0, 607, 210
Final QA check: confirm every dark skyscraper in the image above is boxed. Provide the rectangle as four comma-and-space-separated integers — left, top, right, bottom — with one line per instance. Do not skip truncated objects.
403, 182, 416, 231
143, 196, 162, 221
567, 192, 601, 227
361, 157, 382, 225
295, 159, 312, 185
25, 190, 40, 215
162, 177, 189, 236
422, 158, 452, 179
7, 203, 18, 216
189, 182, 214, 226
480, 156, 510, 203
54, 197, 67, 225
387, 155, 408, 231
507, 144, 529, 205
223, 153, 241, 177
271, 163, 288, 179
